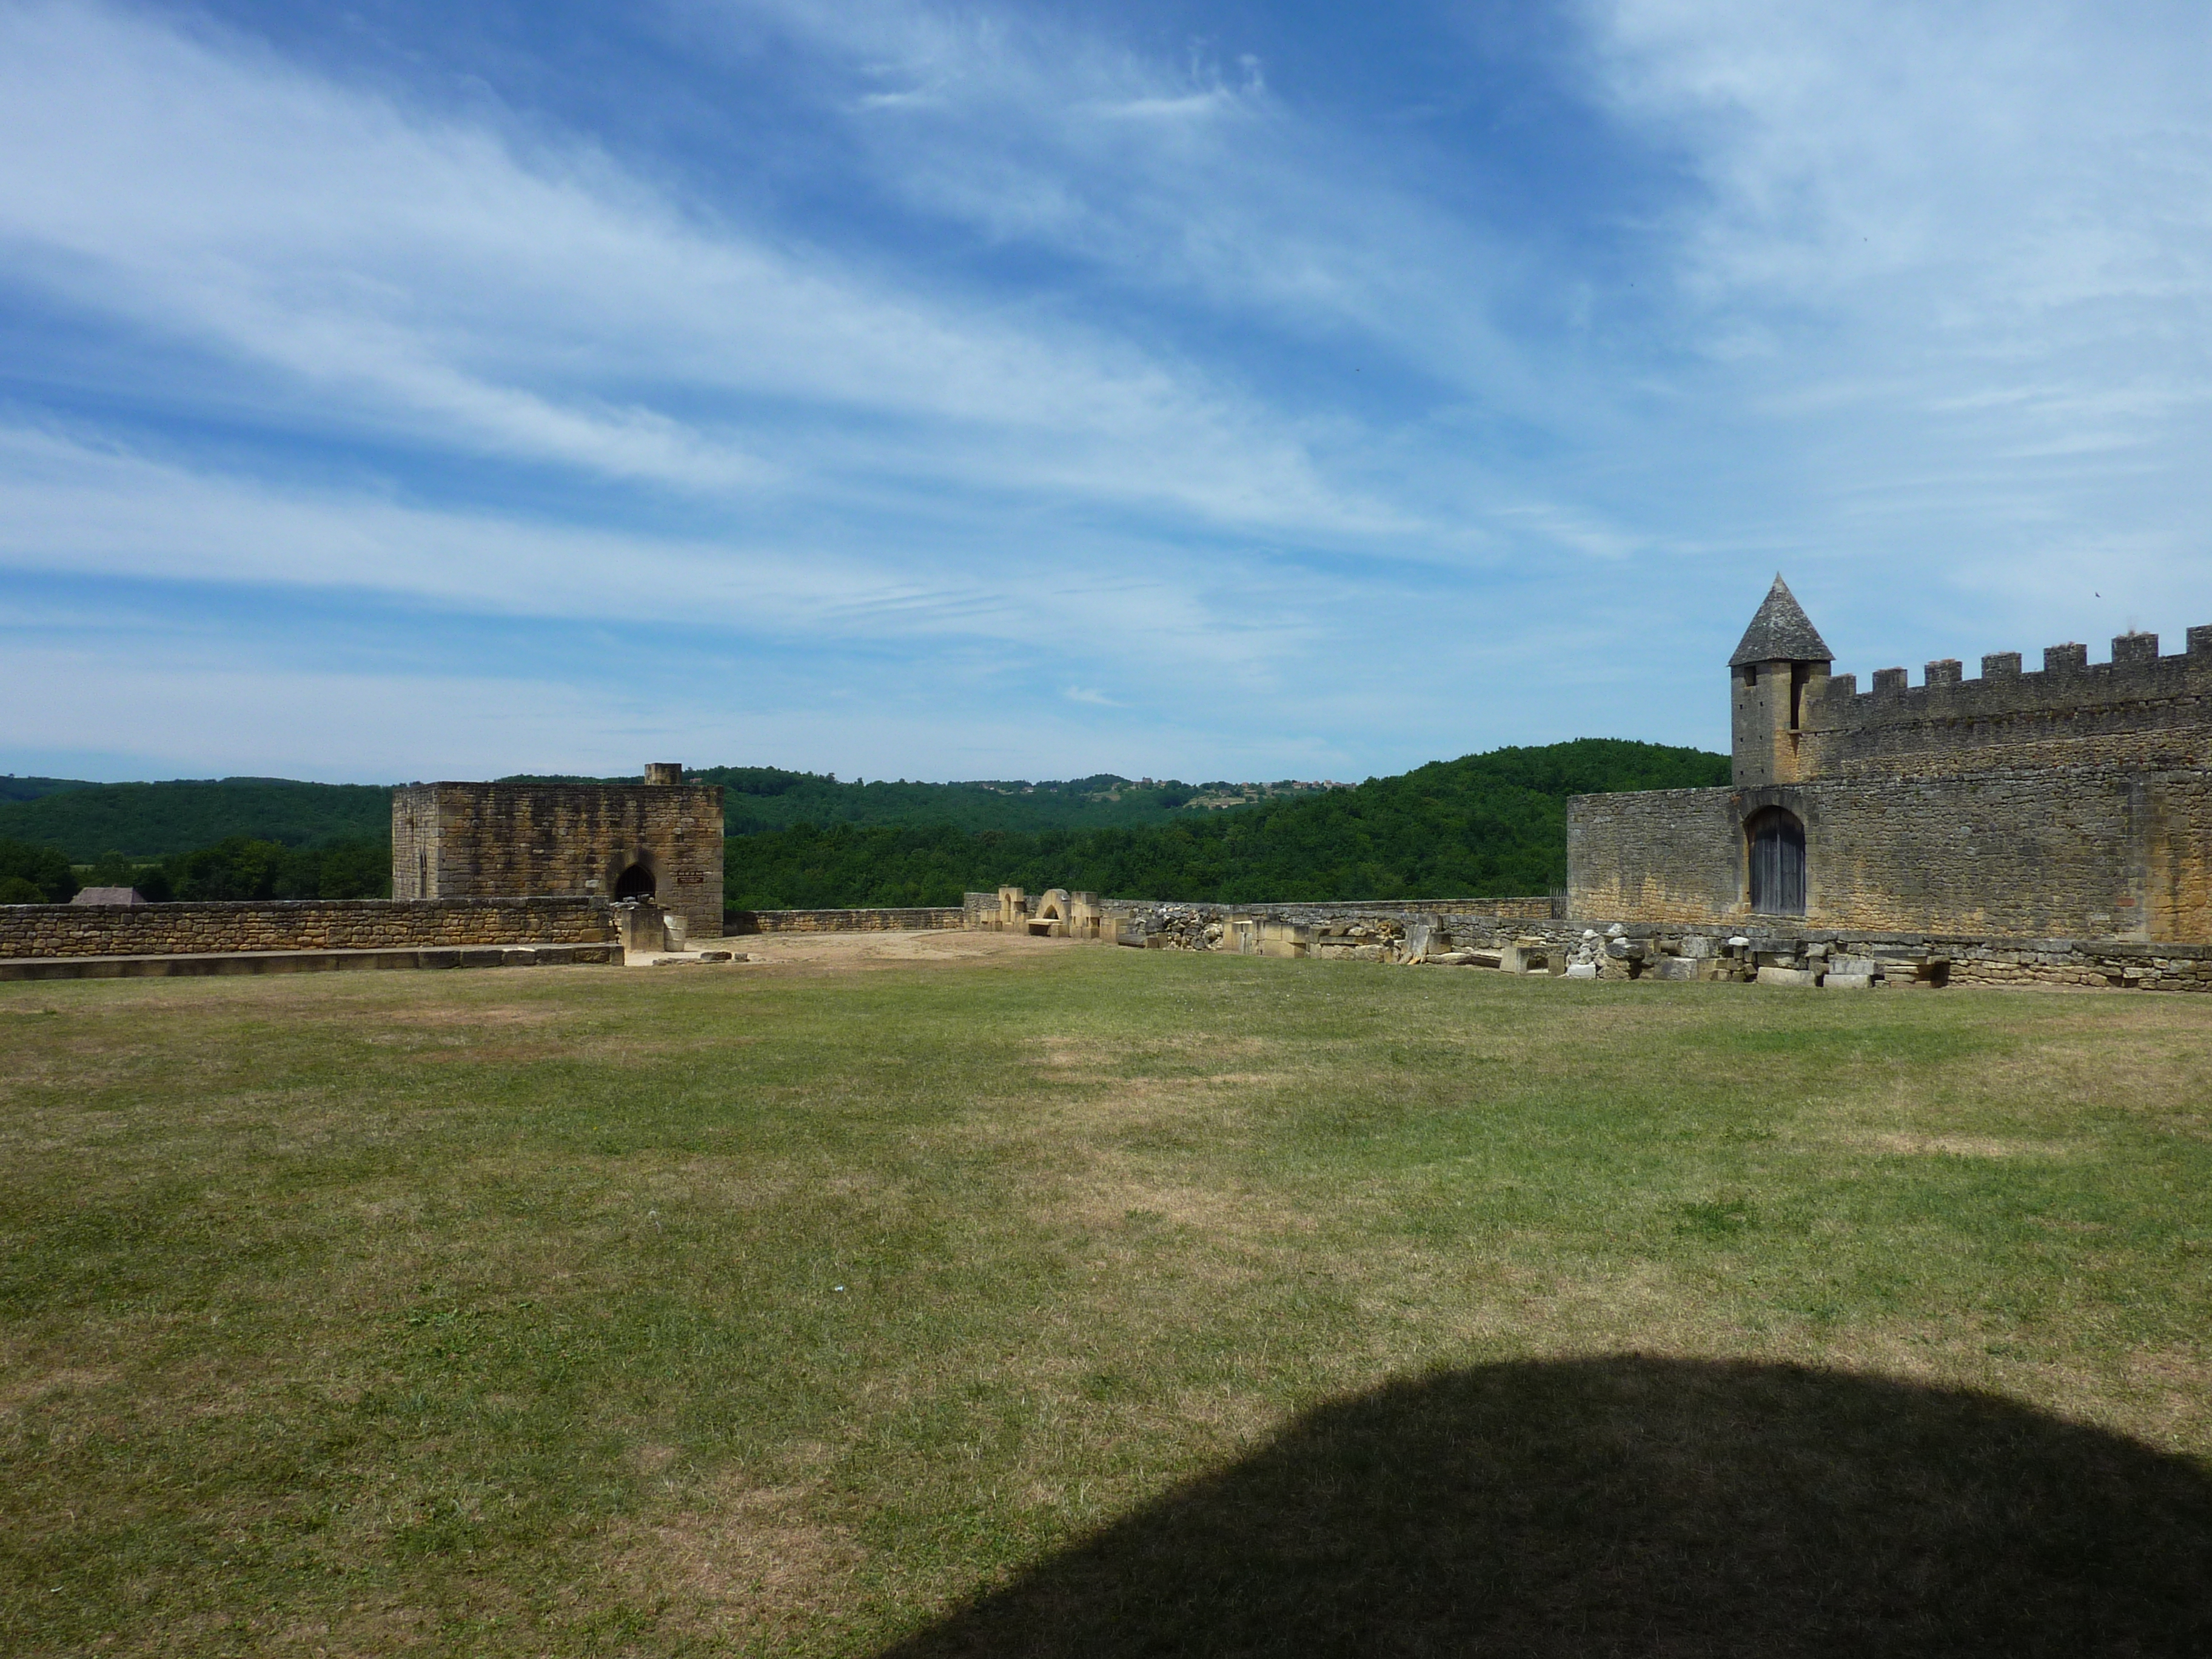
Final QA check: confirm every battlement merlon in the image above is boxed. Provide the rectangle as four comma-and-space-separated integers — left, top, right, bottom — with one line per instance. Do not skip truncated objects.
1794, 625, 2212, 780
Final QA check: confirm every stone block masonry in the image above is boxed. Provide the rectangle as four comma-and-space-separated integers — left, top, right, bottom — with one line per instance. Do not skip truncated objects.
1801, 626, 2212, 781
1572, 578, 2212, 942
1563, 789, 1740, 927
0, 897, 617, 960
1568, 766, 2212, 940
964, 891, 2212, 994
964, 888, 1555, 937
394, 766, 725, 936
0, 943, 618, 983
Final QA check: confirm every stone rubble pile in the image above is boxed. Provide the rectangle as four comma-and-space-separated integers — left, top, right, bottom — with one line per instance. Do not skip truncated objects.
1144, 905, 1218, 950
966, 891, 2212, 993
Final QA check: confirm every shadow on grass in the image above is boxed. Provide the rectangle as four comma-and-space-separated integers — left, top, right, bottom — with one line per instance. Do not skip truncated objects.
880, 1356, 2212, 1657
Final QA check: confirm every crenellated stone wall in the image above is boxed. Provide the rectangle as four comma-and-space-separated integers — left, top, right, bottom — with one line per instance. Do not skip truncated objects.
1800, 628, 2212, 781
0, 896, 616, 959
1574, 591, 2212, 942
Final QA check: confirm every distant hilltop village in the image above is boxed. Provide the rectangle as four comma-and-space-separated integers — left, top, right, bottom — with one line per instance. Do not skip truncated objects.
1570, 576, 2212, 942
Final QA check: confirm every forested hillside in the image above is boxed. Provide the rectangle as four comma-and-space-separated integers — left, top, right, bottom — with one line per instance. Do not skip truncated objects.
0, 776, 100, 805
0, 739, 1728, 909
723, 739, 1729, 908
0, 767, 1318, 858
0, 779, 394, 858
524, 767, 1322, 835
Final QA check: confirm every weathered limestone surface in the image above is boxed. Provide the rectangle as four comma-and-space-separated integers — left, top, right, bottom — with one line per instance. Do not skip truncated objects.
1563, 789, 1739, 925
1802, 629, 2212, 781
394, 770, 724, 934
1569, 768, 2212, 940
964, 890, 1554, 939
0, 897, 615, 959
0, 943, 617, 982
964, 890, 2212, 993
1571, 590, 2212, 942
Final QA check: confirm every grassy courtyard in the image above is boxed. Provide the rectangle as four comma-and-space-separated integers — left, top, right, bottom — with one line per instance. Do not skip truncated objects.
4, 939, 2211, 1654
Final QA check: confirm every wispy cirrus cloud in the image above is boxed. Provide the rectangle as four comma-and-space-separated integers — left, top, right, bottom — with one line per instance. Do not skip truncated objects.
693, 0, 1547, 398
1, 0, 2208, 784
1566, 0, 2212, 654
0, 423, 1331, 674
0, 0, 1394, 534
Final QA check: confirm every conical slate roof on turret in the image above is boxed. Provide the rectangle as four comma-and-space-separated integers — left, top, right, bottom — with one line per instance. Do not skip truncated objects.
1729, 574, 1832, 666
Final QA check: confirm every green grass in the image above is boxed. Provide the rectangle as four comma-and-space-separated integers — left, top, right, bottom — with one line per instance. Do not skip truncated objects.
3, 950, 2210, 1655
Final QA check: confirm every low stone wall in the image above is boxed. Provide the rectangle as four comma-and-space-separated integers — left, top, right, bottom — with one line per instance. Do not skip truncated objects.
1088, 898, 1564, 955
965, 890, 1557, 937
1942, 939, 2212, 991
967, 890, 2212, 993
0, 942, 619, 982
0, 897, 615, 960
724, 907, 965, 935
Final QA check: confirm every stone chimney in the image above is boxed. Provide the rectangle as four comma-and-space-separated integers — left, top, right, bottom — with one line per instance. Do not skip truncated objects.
644, 762, 683, 786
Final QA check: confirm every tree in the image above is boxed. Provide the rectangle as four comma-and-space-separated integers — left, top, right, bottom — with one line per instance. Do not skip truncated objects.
0, 837, 78, 903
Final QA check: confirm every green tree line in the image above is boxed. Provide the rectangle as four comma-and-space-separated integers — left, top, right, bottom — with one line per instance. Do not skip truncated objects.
0, 768, 1297, 859
723, 740, 1729, 910
5, 739, 1728, 912
508, 766, 1287, 835
0, 780, 396, 859
0, 837, 390, 904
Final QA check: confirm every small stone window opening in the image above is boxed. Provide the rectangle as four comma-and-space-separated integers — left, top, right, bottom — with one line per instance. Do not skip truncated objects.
1748, 808, 1806, 916
614, 862, 656, 900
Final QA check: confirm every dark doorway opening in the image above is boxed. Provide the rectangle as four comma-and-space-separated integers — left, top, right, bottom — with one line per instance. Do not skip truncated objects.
1748, 809, 1806, 916
614, 862, 656, 900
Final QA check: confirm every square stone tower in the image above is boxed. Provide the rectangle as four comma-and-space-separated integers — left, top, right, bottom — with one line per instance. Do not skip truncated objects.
392, 763, 725, 934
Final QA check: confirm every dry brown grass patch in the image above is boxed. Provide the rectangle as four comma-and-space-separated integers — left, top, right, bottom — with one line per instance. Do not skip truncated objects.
0, 1364, 120, 1413
1858, 1132, 2077, 1158
604, 1470, 865, 1640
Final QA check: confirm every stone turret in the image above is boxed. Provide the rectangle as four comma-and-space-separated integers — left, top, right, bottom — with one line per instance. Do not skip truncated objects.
1730, 575, 1832, 787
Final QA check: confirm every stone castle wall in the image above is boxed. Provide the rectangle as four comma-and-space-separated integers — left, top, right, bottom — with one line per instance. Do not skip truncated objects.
1567, 766, 2212, 940
1578, 607, 2212, 942
0, 896, 617, 959
394, 780, 725, 934
1558, 788, 1741, 925
1798, 628, 2212, 781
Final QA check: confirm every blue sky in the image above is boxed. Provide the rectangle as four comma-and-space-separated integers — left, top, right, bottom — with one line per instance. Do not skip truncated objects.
2, 0, 2208, 785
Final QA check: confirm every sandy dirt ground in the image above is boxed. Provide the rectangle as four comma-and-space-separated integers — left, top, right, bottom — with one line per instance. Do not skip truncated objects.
683, 928, 1082, 973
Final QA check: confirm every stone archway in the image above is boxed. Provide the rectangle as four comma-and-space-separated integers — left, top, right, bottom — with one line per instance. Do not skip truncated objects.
614, 862, 657, 900
1746, 808, 1806, 916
